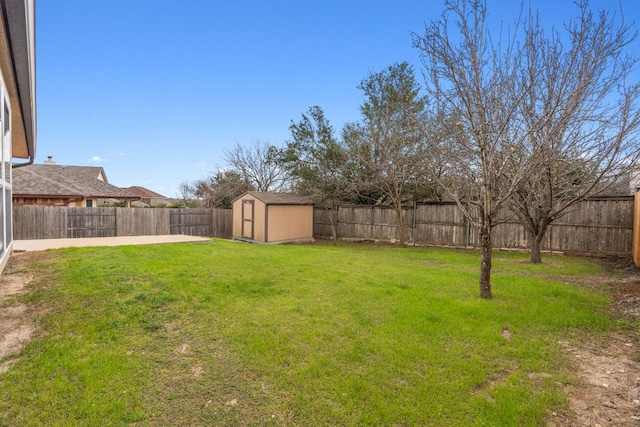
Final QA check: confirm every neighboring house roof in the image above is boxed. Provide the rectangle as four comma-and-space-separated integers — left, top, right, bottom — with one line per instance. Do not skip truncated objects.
236, 191, 313, 205
12, 164, 139, 199
126, 186, 167, 199
0, 0, 37, 162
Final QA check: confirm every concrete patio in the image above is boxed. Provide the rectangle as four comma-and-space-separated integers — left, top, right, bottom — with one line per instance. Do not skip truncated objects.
12, 235, 211, 252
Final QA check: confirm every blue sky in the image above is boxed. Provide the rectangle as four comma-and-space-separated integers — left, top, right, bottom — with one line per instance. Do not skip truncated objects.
36, 1, 640, 198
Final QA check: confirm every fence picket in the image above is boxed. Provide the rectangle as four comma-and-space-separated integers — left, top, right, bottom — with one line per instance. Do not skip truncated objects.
13, 198, 635, 256
13, 207, 232, 240
314, 198, 635, 255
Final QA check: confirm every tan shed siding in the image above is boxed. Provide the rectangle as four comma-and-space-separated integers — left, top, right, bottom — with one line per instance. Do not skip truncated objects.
232, 194, 267, 242
232, 198, 243, 237
267, 205, 313, 242
254, 199, 266, 241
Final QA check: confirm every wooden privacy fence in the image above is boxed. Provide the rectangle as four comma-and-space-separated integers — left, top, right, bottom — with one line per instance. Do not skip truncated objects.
14, 198, 636, 257
634, 192, 640, 266
314, 197, 636, 255
13, 207, 232, 240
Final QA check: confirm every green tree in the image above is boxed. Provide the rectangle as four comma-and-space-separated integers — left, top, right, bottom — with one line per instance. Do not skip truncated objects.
280, 106, 349, 245
344, 62, 429, 245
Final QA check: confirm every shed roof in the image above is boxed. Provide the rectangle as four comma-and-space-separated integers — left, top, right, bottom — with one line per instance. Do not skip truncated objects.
237, 191, 313, 205
13, 164, 139, 199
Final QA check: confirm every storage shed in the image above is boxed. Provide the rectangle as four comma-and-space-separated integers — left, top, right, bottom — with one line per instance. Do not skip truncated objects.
232, 192, 315, 244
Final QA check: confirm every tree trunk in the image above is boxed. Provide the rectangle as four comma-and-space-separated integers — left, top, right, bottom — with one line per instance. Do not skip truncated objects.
327, 206, 338, 246
528, 222, 550, 264
479, 225, 492, 299
530, 233, 543, 263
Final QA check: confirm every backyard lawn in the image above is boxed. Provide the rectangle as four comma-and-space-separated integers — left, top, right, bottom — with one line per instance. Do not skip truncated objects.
0, 240, 622, 425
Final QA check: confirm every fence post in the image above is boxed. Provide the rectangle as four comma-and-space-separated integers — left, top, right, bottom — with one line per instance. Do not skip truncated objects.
210, 209, 218, 237
465, 204, 471, 247
634, 192, 640, 267
412, 202, 417, 245
335, 205, 340, 240
370, 205, 374, 240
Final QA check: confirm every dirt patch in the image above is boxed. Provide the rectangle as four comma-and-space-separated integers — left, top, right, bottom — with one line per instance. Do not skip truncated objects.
0, 252, 42, 373
0, 273, 33, 298
549, 258, 640, 426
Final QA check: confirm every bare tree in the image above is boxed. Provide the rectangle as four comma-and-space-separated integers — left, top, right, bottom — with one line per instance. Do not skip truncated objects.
177, 180, 194, 206
511, 1, 640, 263
343, 62, 430, 245
224, 140, 290, 192
184, 169, 252, 209
413, 0, 537, 298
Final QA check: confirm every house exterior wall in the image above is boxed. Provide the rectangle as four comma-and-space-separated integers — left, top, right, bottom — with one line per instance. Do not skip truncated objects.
15, 196, 77, 206
0, 0, 37, 273
15, 196, 132, 208
0, 76, 12, 272
142, 197, 168, 206
0, 0, 36, 161
266, 204, 314, 243
73, 198, 98, 208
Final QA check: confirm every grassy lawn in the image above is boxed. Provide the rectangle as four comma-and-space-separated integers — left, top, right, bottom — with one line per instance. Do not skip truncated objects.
0, 240, 614, 426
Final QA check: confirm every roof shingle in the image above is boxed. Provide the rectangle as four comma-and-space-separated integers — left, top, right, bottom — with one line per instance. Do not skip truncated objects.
240, 191, 314, 205
13, 164, 138, 199
126, 186, 167, 199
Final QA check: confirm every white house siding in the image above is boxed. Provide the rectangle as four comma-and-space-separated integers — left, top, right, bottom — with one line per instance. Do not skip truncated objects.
0, 73, 13, 271
0, 0, 37, 273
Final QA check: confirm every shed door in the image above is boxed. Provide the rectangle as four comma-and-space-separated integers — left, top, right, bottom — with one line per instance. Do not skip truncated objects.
241, 200, 254, 239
